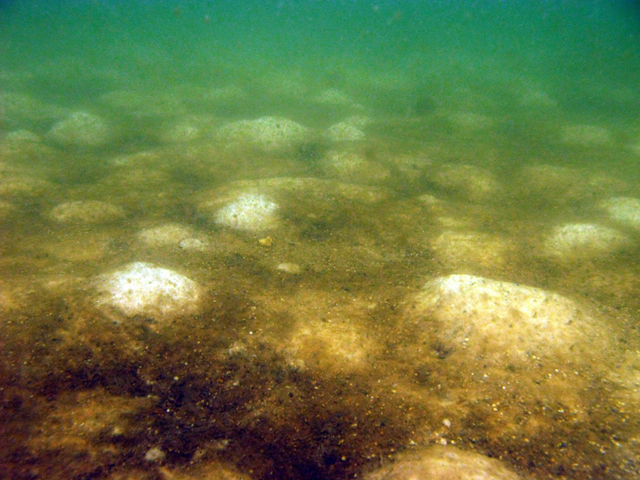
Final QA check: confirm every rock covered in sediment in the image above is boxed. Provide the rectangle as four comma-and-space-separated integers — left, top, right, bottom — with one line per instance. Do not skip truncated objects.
324, 116, 369, 142
0, 92, 67, 123
318, 150, 389, 183
270, 290, 379, 374
560, 124, 613, 147
213, 193, 280, 232
599, 197, 640, 231
217, 116, 309, 151
410, 274, 610, 364
198, 177, 391, 234
363, 446, 522, 480
47, 111, 113, 147
49, 200, 125, 224
137, 223, 209, 251
94, 262, 202, 320
543, 223, 631, 259
428, 163, 501, 203
430, 230, 512, 270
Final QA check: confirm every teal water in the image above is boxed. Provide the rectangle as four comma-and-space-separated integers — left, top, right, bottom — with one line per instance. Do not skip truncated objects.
2, 1, 640, 479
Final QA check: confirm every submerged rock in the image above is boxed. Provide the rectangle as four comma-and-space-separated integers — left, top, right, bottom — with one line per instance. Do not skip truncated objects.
543, 223, 631, 259
325, 121, 366, 142
217, 116, 309, 151
49, 200, 125, 224
213, 193, 280, 232
47, 111, 113, 147
138, 223, 209, 251
94, 262, 202, 320
319, 150, 389, 183
560, 124, 613, 147
198, 177, 391, 236
363, 446, 522, 480
600, 196, 640, 231
410, 274, 610, 364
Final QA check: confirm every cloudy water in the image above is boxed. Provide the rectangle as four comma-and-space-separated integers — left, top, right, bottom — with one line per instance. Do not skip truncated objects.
2, 1, 640, 479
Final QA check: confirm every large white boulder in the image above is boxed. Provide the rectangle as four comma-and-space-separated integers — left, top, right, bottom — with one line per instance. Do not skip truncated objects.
94, 262, 202, 320
410, 274, 610, 364
363, 446, 521, 480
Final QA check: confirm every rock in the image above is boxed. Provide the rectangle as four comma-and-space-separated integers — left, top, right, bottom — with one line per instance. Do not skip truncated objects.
517, 164, 626, 207
325, 122, 366, 142
276, 262, 302, 274
363, 446, 522, 480
198, 177, 392, 234
429, 164, 501, 203
319, 150, 389, 183
47, 111, 113, 147
217, 116, 309, 151
410, 274, 610, 364
94, 262, 202, 321
138, 223, 208, 250
213, 193, 280, 232
49, 200, 125, 224
543, 223, 631, 259
599, 196, 640, 231
0, 92, 67, 123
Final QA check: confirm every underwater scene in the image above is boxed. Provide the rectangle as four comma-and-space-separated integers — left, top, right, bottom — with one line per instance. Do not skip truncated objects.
2, 0, 640, 479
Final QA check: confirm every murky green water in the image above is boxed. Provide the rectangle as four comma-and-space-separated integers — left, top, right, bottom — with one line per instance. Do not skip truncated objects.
2, 1, 640, 479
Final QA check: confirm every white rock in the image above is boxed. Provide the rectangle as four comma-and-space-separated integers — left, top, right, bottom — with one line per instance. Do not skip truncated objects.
363, 446, 521, 480
94, 262, 202, 320
543, 223, 631, 259
49, 200, 125, 224
411, 274, 608, 363
217, 116, 308, 151
214, 193, 280, 232
198, 178, 391, 235
48, 112, 112, 147
276, 262, 302, 274
599, 197, 640, 230
319, 150, 389, 183
178, 238, 208, 251
325, 122, 365, 142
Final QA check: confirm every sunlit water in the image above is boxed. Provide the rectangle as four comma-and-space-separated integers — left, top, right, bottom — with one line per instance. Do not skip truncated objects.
2, 1, 640, 479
